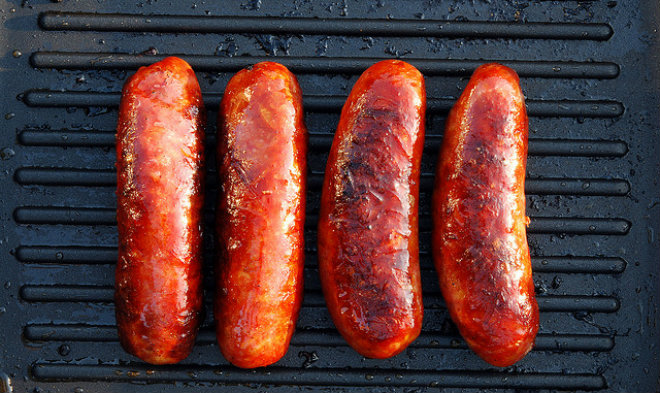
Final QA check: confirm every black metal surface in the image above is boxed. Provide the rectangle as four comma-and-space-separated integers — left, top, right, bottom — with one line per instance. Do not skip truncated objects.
1, 1, 659, 392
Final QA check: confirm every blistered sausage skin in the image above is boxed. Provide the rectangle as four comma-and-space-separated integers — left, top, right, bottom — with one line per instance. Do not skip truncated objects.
318, 60, 425, 359
115, 57, 205, 365
432, 63, 539, 367
215, 62, 307, 369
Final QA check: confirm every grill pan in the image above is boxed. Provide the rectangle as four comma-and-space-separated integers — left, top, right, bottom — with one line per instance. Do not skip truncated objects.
1, 1, 659, 392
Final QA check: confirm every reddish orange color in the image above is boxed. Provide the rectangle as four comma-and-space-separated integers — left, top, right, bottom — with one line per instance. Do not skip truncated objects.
115, 57, 205, 365
432, 63, 539, 367
215, 62, 307, 368
318, 60, 425, 359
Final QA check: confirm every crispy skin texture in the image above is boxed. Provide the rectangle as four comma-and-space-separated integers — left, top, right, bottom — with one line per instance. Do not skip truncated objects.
115, 57, 205, 365
215, 62, 307, 369
432, 63, 539, 367
318, 60, 425, 359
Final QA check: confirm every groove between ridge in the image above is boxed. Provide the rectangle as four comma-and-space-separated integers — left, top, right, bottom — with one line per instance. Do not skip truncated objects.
31, 363, 606, 389
38, 11, 614, 41
30, 52, 620, 79
309, 134, 630, 156
15, 246, 627, 274
16, 246, 118, 264
17, 130, 630, 158
18, 285, 620, 312
23, 324, 614, 352
22, 90, 625, 118
12, 207, 633, 235
14, 168, 631, 197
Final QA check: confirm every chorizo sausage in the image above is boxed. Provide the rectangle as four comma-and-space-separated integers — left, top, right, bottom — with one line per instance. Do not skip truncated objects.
432, 63, 539, 367
115, 57, 205, 365
318, 60, 425, 359
215, 62, 307, 368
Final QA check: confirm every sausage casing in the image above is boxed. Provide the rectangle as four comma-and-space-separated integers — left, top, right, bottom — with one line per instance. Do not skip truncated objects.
432, 63, 539, 367
318, 60, 425, 359
215, 62, 307, 368
115, 57, 205, 365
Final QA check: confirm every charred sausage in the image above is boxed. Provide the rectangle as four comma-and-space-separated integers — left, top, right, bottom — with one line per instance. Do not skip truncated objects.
115, 57, 205, 365
215, 62, 307, 368
432, 63, 539, 367
318, 60, 425, 359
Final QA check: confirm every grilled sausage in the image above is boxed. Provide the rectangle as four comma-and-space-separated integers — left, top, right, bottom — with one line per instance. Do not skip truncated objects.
432, 63, 539, 367
115, 57, 205, 365
215, 62, 307, 368
318, 60, 425, 359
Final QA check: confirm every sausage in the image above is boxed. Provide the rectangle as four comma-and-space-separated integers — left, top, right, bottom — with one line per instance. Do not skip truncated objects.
115, 57, 205, 365
318, 60, 425, 359
432, 63, 539, 367
215, 62, 307, 368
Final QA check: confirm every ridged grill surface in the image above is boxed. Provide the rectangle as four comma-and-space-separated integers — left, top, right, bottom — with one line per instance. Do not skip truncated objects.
0, 1, 659, 392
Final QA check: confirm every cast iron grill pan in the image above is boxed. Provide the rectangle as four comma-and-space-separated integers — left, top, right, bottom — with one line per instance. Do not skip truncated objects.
1, 1, 658, 392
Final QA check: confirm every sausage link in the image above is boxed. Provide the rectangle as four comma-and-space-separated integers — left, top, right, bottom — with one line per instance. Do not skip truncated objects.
215, 62, 307, 369
432, 63, 539, 367
115, 57, 205, 365
318, 60, 425, 359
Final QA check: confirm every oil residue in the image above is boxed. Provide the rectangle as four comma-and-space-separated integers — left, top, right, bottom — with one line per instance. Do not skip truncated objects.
216, 37, 238, 57
241, 0, 262, 11
316, 36, 331, 56
255, 35, 294, 56
298, 351, 319, 368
